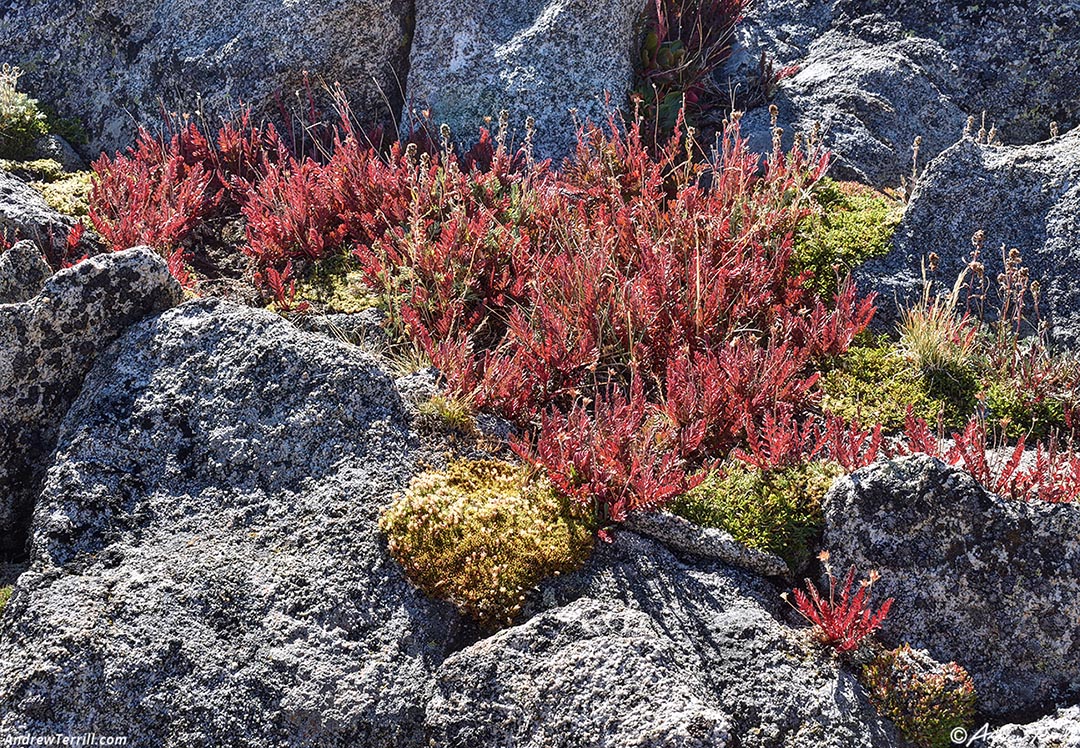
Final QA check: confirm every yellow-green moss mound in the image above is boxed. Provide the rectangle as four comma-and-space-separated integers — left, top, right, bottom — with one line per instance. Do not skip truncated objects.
297, 263, 379, 315
1, 158, 92, 217
34, 170, 92, 217
794, 179, 903, 296
821, 342, 979, 431
380, 459, 595, 627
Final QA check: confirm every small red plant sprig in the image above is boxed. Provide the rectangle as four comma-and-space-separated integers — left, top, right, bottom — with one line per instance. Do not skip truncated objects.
89, 128, 218, 255
817, 413, 883, 473
734, 408, 882, 473
736, 404, 819, 471
787, 554, 894, 653
253, 261, 308, 314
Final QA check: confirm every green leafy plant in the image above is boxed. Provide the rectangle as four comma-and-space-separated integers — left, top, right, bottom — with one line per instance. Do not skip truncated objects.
0, 64, 48, 160
0, 585, 11, 614
633, 0, 747, 134
37, 102, 88, 147
861, 644, 977, 748
672, 460, 842, 569
983, 378, 1066, 441
379, 460, 595, 627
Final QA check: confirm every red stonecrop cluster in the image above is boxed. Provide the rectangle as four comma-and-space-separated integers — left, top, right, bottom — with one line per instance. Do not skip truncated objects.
791, 562, 894, 653
378, 120, 876, 520
85, 104, 1079, 521
87, 112, 879, 520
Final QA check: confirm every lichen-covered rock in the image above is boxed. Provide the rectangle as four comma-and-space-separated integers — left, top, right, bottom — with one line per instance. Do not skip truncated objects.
0, 299, 459, 743
0, 240, 51, 304
720, 0, 831, 93
723, 0, 1080, 186
623, 510, 789, 577
0, 170, 93, 261
0, 0, 413, 154
832, 0, 1080, 147
986, 705, 1080, 748
0, 329, 904, 747
403, 0, 647, 160
434, 531, 903, 748
856, 129, 1080, 344
822, 455, 1080, 717
30, 135, 87, 173
293, 309, 389, 351
430, 598, 735, 747
0, 248, 182, 554
394, 367, 441, 410
736, 23, 967, 186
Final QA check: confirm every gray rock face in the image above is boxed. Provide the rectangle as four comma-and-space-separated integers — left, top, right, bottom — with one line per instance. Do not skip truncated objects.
0, 299, 458, 743
293, 309, 390, 351
833, 0, 1080, 147
856, 129, 1080, 344
0, 240, 52, 304
0, 248, 182, 555
737, 23, 967, 186
0, 302, 902, 746
403, 0, 647, 160
623, 510, 789, 577
721, 0, 831, 91
0, 0, 413, 155
0, 170, 87, 263
430, 598, 736, 748
823, 455, 1080, 717
723, 0, 1080, 186
987, 705, 1080, 748
435, 531, 903, 748
30, 135, 88, 173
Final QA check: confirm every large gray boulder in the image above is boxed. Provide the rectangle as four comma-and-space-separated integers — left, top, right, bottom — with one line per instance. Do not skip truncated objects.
0, 0, 413, 155
736, 23, 967, 186
856, 128, 1080, 344
431, 531, 903, 748
0, 248, 182, 555
403, 0, 647, 160
822, 455, 1080, 717
0, 299, 457, 743
831, 0, 1080, 147
0, 295, 903, 743
624, 509, 788, 577
723, 0, 1080, 186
